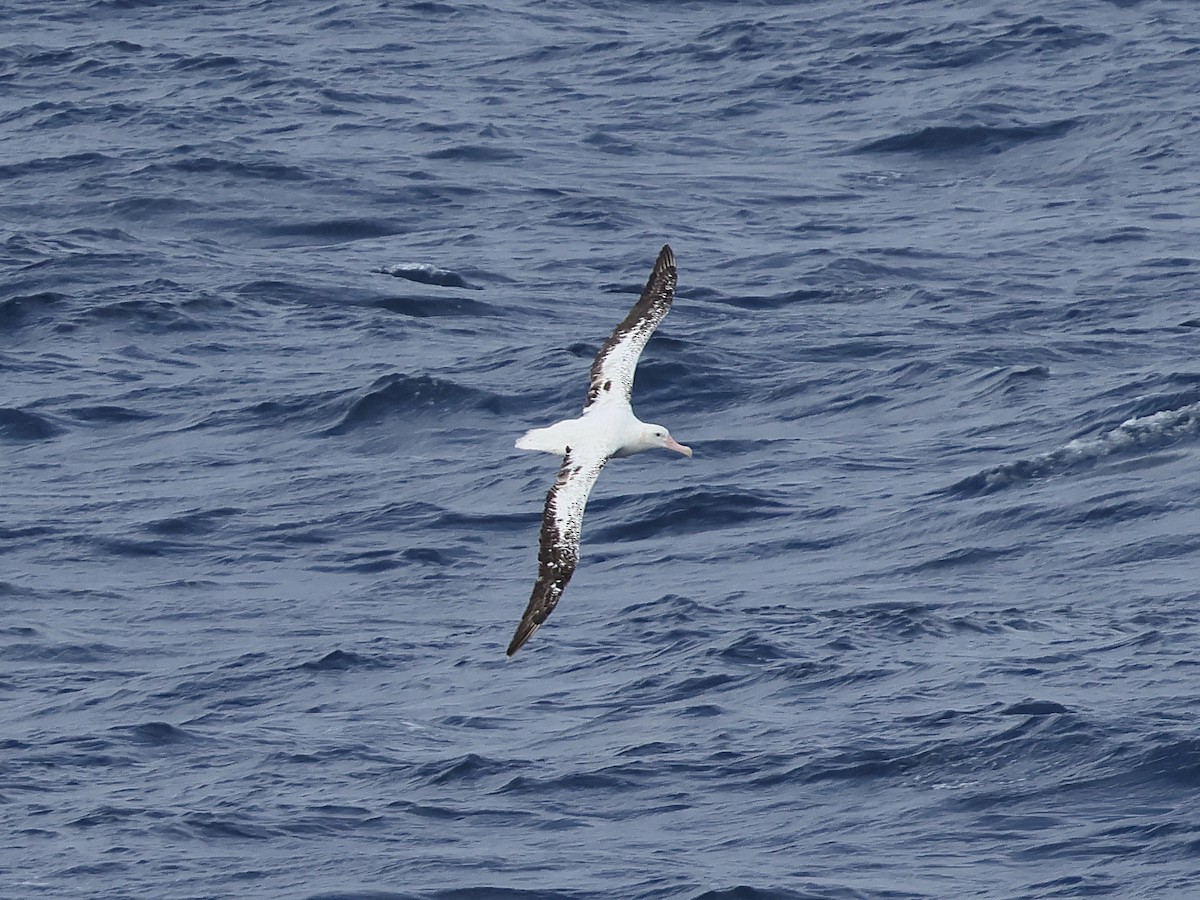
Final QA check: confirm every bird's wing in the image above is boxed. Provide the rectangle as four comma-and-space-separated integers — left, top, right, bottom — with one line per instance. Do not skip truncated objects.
507, 445, 609, 656
584, 244, 677, 410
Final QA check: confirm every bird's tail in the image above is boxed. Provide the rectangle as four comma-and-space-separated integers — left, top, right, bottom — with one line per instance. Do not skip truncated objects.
515, 421, 571, 455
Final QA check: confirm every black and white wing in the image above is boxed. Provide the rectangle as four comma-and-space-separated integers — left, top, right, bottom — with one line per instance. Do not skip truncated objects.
506, 445, 608, 656
584, 244, 677, 410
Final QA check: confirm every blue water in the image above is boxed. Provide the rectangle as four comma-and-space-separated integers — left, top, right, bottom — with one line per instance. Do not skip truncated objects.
4, 1, 1200, 897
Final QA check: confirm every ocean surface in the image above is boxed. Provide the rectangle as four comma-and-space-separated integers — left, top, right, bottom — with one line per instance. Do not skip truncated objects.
4, 1, 1200, 897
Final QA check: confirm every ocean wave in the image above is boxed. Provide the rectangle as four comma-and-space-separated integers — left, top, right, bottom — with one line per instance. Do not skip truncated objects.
263, 218, 405, 245
0, 407, 62, 441
424, 144, 522, 163
949, 401, 1200, 496
372, 293, 495, 317
591, 487, 789, 542
322, 373, 515, 435
377, 263, 476, 289
856, 118, 1078, 155
0, 291, 66, 330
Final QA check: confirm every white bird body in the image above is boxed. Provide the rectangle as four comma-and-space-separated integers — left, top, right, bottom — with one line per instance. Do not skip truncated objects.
515, 396, 689, 460
507, 245, 690, 656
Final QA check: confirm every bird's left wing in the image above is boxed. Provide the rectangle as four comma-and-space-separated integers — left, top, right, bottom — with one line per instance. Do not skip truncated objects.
584, 244, 677, 410
507, 445, 609, 656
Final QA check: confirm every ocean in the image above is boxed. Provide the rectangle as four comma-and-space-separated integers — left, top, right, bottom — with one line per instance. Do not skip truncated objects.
3, 1, 1200, 897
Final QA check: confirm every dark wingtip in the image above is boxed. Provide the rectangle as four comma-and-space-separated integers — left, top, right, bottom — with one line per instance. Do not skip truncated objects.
506, 622, 538, 657
658, 244, 675, 266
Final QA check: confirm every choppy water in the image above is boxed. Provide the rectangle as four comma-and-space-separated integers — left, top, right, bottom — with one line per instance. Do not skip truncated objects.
4, 1, 1200, 897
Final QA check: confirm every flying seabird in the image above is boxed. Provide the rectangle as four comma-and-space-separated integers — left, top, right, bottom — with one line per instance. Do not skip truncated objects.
507, 245, 691, 656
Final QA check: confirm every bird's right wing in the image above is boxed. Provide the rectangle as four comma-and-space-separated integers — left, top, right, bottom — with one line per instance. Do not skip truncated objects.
507, 445, 608, 656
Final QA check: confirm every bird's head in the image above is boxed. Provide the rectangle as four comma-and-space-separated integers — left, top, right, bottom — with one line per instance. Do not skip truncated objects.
643, 424, 692, 457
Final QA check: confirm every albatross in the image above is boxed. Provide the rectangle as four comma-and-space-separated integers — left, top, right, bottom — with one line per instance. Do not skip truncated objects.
507, 244, 691, 656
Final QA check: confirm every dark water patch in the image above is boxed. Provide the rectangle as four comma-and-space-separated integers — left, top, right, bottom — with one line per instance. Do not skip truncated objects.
548, 198, 635, 230
0, 291, 66, 329
796, 337, 908, 364
823, 600, 953, 640
686, 20, 788, 63
297, 649, 388, 672
761, 705, 1099, 789
321, 373, 515, 435
233, 278, 375, 309
1002, 16, 1109, 51
143, 507, 242, 537
176, 810, 274, 840
387, 798, 552, 826
309, 548, 424, 573
406, 1, 459, 13
901, 18, 1106, 70
280, 804, 387, 837
1131, 738, 1200, 787
714, 633, 789, 665
618, 594, 722, 628
591, 488, 789, 542
191, 388, 345, 433
87, 0, 179, 11
373, 294, 495, 318
856, 119, 1077, 155
711, 288, 828, 310
691, 438, 790, 460
44, 733, 137, 769
68, 804, 146, 828
439, 714, 506, 730
612, 669, 740, 707
965, 364, 1051, 399
693, 888, 884, 900
64, 404, 156, 425
168, 52, 243, 73
77, 297, 206, 332
308, 888, 585, 900
413, 752, 517, 787
0, 151, 114, 179
402, 546, 455, 565
264, 218, 405, 246
823, 392, 888, 414
630, 355, 740, 408
892, 544, 1016, 575
1101, 533, 1200, 566
1064, 496, 1157, 527
1092, 226, 1150, 245
0, 624, 39, 636
583, 129, 637, 155
143, 153, 309, 183
425, 144, 522, 162
110, 721, 197, 746
0, 408, 62, 442
0, 641, 120, 663
431, 508, 534, 534
151, 653, 284, 710
1110, 382, 1200, 421
29, 100, 142, 128
92, 536, 189, 558
377, 263, 476, 289
497, 763, 646, 797
104, 195, 205, 220
1001, 700, 1070, 717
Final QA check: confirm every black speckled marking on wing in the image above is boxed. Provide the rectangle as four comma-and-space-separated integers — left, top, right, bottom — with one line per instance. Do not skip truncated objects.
507, 446, 608, 656
584, 244, 677, 410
